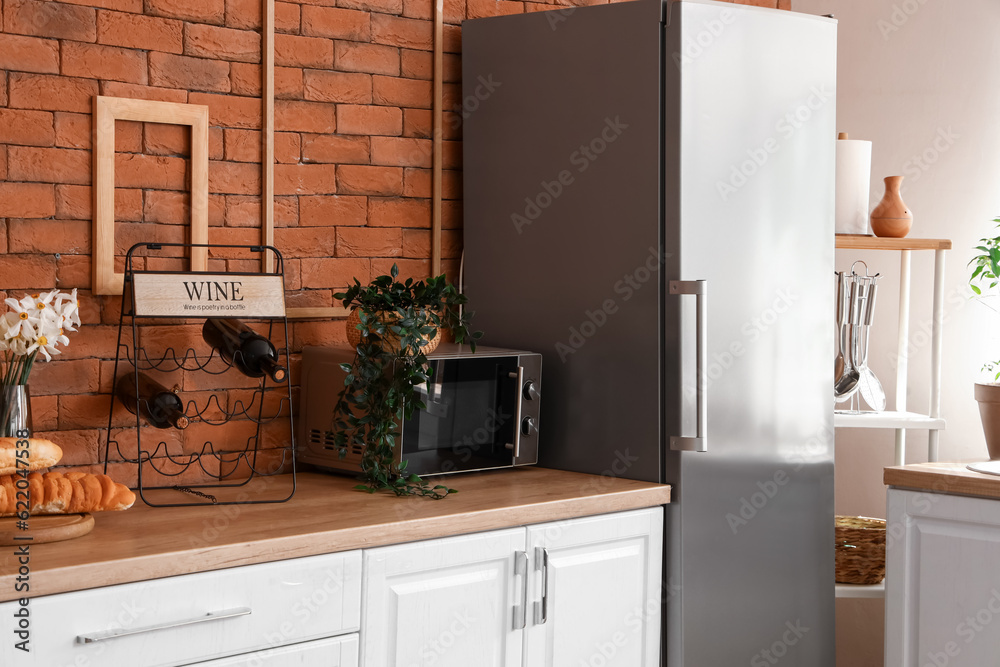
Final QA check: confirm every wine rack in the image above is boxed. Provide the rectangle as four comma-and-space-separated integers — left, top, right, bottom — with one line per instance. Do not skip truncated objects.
104, 242, 296, 507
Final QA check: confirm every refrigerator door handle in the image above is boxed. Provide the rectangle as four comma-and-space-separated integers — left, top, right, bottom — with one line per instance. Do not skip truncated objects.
669, 280, 708, 452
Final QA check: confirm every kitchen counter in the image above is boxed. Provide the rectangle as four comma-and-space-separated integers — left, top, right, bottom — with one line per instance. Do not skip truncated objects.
0, 468, 670, 602
883, 461, 1000, 500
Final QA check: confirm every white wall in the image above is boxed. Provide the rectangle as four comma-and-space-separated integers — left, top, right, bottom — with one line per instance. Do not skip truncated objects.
794, 0, 1000, 664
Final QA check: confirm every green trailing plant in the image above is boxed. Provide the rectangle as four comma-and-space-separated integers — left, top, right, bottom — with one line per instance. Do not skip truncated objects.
332, 264, 482, 498
969, 217, 1000, 380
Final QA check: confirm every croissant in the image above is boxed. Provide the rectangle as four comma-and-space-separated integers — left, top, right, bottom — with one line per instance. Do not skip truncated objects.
0, 471, 136, 516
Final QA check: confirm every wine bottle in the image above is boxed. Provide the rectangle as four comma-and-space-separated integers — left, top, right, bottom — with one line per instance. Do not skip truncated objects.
202, 318, 287, 383
116, 373, 189, 430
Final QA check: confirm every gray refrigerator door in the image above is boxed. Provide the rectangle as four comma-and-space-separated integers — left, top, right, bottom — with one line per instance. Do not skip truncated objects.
663, 2, 836, 666
462, 0, 665, 482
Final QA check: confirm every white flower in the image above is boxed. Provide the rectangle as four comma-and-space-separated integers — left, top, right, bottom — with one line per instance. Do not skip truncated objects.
3, 296, 40, 340
53, 289, 81, 332
26, 333, 60, 361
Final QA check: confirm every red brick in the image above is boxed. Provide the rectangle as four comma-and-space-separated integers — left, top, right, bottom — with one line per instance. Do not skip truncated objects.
40, 430, 100, 466
223, 195, 260, 227
778, 0, 791, 9
466, 0, 524, 18
403, 108, 431, 138
276, 67, 304, 99
400, 49, 460, 82
186, 23, 261, 63
144, 123, 192, 156
26, 358, 100, 396
274, 34, 334, 69
334, 41, 400, 76
368, 197, 430, 228
338, 104, 401, 136
229, 62, 262, 96
53, 324, 120, 360
54, 185, 140, 221
337, 0, 402, 14
371, 136, 432, 168
442, 199, 461, 229
209, 160, 261, 195
149, 52, 231, 93
275, 196, 298, 226
56, 253, 90, 288
60, 0, 141, 10
0, 78, 6, 108
0, 108, 55, 146
371, 14, 432, 50
115, 153, 187, 189
8, 146, 89, 184
301, 5, 370, 40
373, 75, 431, 108
275, 2, 300, 32
59, 394, 123, 430
275, 132, 301, 163
54, 112, 91, 149
275, 100, 336, 134
225, 0, 262, 28
337, 165, 403, 196
402, 228, 461, 258
8, 219, 90, 253
30, 395, 59, 432
301, 134, 369, 164
62, 42, 147, 84
275, 227, 337, 257
336, 227, 401, 257
114, 120, 143, 152
299, 195, 367, 227
402, 0, 464, 23
101, 82, 188, 103
0, 34, 60, 74
146, 0, 225, 23
97, 10, 183, 53
275, 164, 339, 195
404, 167, 461, 199
302, 70, 371, 104
0, 147, 6, 180
224, 128, 262, 162
4, 0, 97, 42
188, 93, 261, 129
0, 254, 57, 288
8, 73, 99, 114
143, 190, 191, 225
299, 257, 371, 290
443, 24, 460, 54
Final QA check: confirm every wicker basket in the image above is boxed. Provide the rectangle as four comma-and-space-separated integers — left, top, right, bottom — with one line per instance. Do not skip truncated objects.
345, 308, 442, 354
835, 515, 887, 585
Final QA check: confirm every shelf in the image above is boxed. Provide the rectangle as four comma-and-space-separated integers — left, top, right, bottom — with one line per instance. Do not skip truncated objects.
835, 235, 952, 251
836, 581, 884, 599
834, 410, 945, 430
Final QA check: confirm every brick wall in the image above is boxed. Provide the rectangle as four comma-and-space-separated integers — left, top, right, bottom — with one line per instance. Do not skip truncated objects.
0, 0, 786, 485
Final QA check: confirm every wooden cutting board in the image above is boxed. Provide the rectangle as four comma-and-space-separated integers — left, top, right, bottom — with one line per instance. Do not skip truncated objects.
0, 514, 95, 546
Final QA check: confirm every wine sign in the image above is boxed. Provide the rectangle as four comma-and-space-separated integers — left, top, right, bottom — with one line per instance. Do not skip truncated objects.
131, 273, 286, 318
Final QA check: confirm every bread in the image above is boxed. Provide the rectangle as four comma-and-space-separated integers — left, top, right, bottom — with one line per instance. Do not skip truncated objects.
0, 471, 135, 516
0, 437, 63, 475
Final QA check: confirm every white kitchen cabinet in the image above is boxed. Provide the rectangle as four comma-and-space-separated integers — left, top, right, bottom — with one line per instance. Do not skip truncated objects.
360, 507, 663, 667
524, 510, 663, 667
885, 488, 1000, 666
190, 635, 359, 666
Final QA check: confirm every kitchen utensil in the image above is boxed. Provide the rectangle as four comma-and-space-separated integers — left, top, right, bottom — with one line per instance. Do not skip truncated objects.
834, 279, 861, 402
834, 272, 848, 382
0, 513, 94, 546
856, 278, 886, 411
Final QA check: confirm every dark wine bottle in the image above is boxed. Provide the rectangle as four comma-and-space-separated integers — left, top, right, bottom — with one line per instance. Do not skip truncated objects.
116, 373, 189, 430
202, 318, 287, 383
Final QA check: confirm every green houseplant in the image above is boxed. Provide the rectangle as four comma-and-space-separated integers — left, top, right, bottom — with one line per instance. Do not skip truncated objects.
969, 217, 1000, 459
332, 264, 482, 498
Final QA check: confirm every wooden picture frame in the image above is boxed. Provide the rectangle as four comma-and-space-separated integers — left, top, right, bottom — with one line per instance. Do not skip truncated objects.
92, 96, 210, 295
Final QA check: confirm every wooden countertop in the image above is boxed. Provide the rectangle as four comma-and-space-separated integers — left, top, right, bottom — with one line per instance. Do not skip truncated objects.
884, 462, 1000, 500
0, 468, 670, 602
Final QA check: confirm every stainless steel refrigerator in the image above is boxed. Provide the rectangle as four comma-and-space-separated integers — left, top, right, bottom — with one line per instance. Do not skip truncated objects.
461, 1, 836, 664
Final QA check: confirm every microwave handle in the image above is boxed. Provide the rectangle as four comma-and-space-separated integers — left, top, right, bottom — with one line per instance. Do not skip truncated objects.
669, 280, 708, 452
504, 365, 525, 457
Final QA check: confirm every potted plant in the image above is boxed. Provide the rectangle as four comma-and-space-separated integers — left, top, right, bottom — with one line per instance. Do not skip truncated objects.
332, 264, 482, 498
0, 289, 81, 437
970, 218, 1000, 459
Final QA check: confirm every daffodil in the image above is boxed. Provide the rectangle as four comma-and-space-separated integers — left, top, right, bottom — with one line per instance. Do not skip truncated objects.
3, 296, 40, 340
26, 333, 61, 362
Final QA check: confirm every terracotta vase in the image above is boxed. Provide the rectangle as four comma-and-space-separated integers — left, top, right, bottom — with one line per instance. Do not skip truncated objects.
975, 383, 1000, 460
870, 176, 912, 238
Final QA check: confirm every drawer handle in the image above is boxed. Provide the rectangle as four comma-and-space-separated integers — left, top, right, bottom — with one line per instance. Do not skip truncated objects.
76, 607, 252, 644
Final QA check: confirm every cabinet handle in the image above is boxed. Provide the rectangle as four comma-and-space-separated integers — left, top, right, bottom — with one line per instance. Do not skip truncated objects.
76, 607, 252, 644
669, 280, 708, 452
513, 551, 528, 630
533, 546, 548, 625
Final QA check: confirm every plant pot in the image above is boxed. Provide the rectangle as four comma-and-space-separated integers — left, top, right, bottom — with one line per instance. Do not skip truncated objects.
975, 383, 1000, 460
345, 309, 442, 355
0, 384, 32, 438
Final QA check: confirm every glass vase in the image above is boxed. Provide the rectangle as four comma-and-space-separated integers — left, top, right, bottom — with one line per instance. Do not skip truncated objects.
0, 385, 32, 438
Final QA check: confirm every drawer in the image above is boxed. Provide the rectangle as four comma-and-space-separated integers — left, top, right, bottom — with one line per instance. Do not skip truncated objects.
0, 551, 361, 667
188, 635, 359, 666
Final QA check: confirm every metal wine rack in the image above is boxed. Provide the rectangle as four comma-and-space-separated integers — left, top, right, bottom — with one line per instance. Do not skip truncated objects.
104, 242, 296, 507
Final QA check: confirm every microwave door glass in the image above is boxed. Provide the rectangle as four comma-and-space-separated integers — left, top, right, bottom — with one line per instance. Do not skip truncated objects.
401, 357, 518, 475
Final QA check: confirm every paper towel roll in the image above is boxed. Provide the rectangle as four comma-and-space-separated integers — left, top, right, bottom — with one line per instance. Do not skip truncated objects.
836, 139, 873, 235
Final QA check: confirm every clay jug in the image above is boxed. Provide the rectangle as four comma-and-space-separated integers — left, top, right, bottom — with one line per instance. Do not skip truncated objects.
870, 176, 912, 238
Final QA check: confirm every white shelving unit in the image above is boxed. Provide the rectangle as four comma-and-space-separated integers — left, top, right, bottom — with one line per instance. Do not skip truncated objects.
833, 235, 951, 600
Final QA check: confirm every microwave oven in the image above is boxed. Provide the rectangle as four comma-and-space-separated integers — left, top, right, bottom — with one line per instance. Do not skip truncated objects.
299, 344, 542, 476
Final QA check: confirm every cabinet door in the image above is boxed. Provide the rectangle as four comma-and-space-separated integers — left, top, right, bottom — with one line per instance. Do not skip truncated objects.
190, 635, 358, 666
361, 528, 526, 667
524, 507, 663, 667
